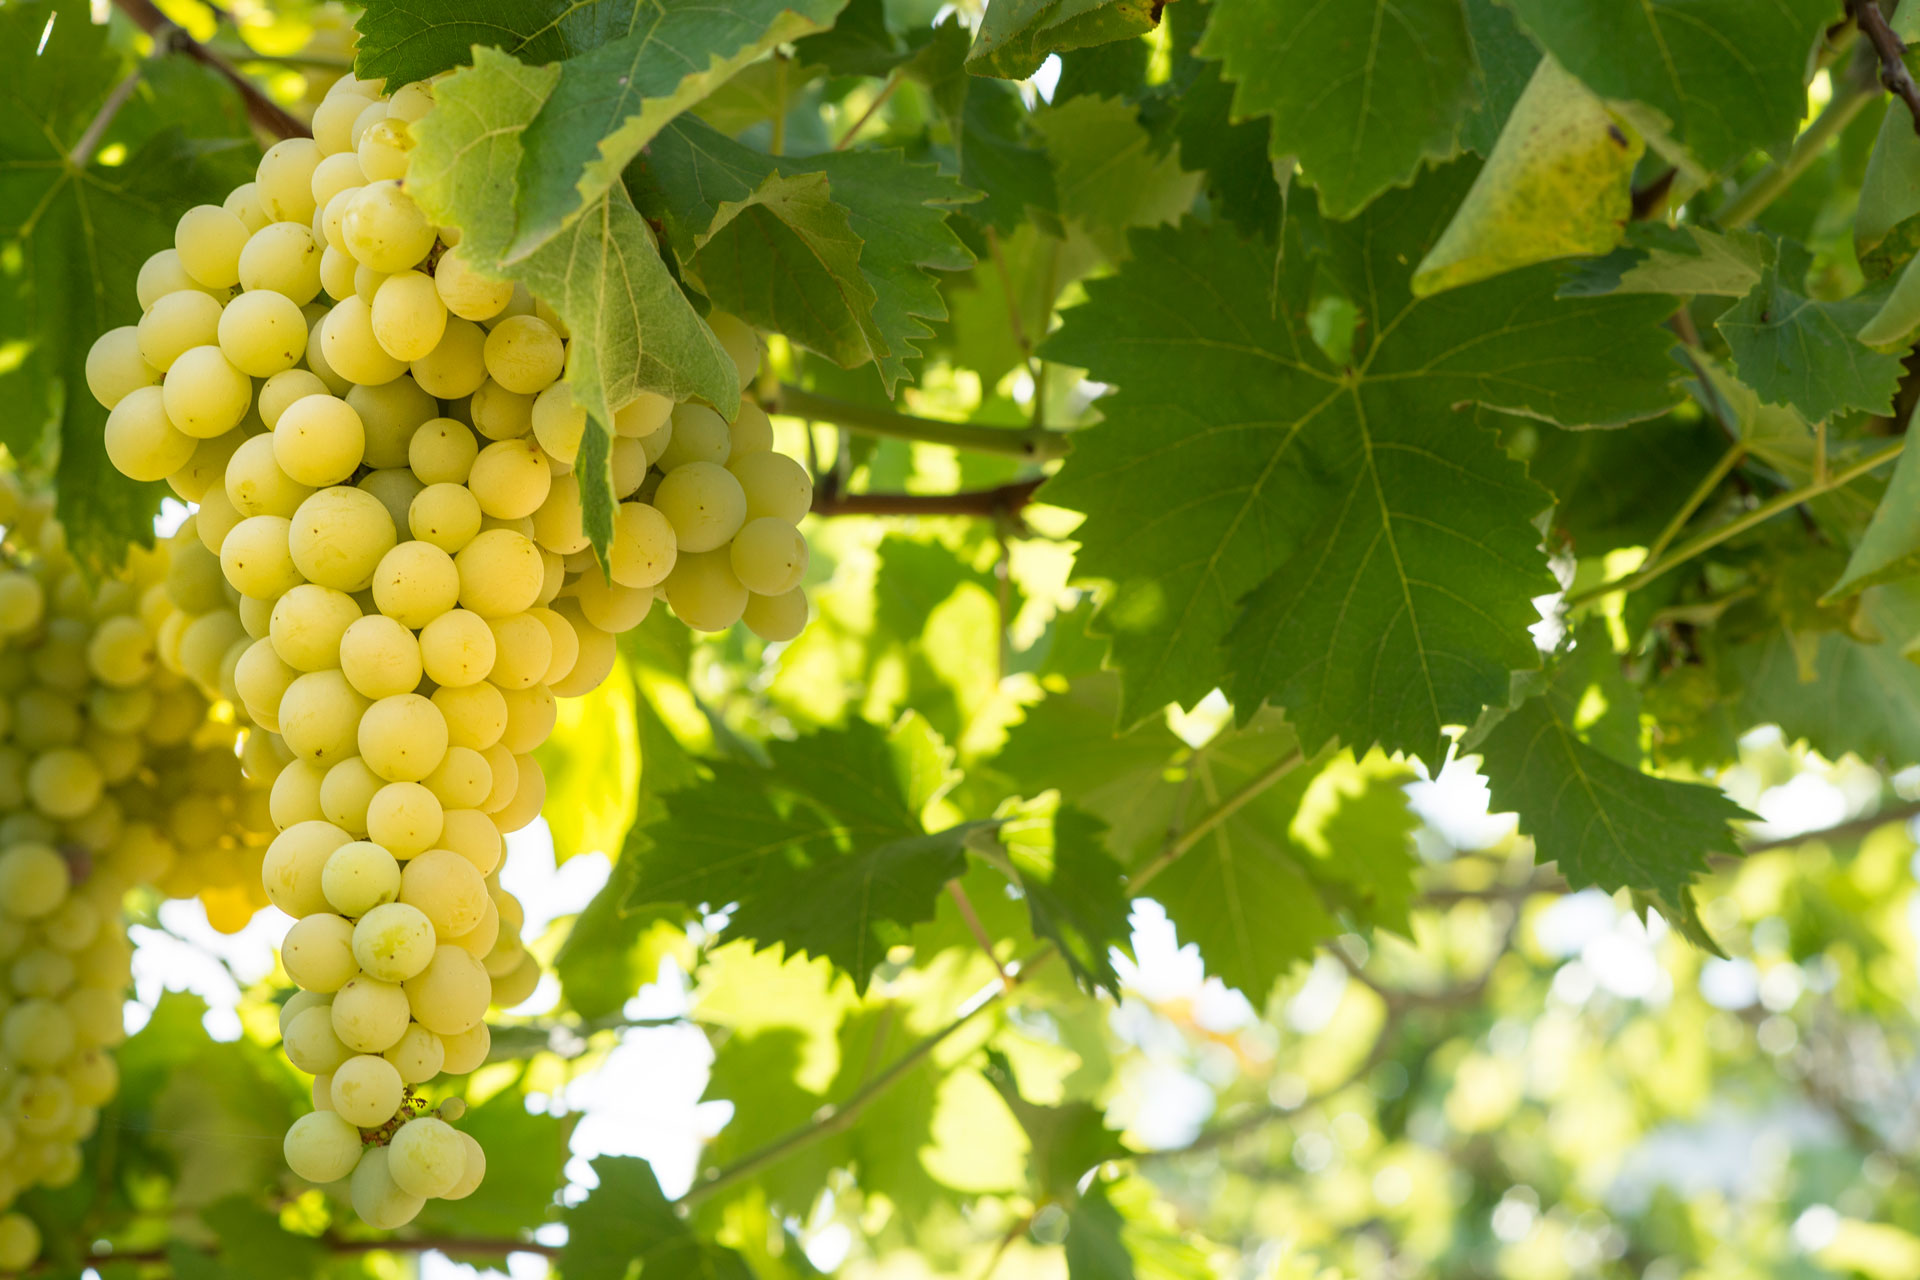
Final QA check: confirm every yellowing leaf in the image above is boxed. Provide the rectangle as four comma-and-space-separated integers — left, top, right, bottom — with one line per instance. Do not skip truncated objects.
1413, 58, 1640, 296
535, 657, 640, 863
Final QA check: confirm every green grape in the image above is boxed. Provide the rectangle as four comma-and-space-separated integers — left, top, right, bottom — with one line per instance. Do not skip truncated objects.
320, 758, 383, 835
263, 819, 354, 918
434, 245, 514, 320
224, 180, 270, 232
431, 682, 507, 754
469, 378, 534, 440
371, 270, 446, 361
259, 370, 330, 430
658, 403, 731, 469
707, 310, 762, 383
438, 808, 502, 876
403, 944, 490, 1035
321, 840, 401, 917
573, 574, 651, 633
217, 514, 301, 601
398, 849, 486, 939
349, 1143, 423, 1228
352, 902, 437, 982
359, 468, 426, 533
274, 394, 367, 488
283, 1003, 353, 1075
172, 429, 244, 505
440, 1022, 490, 1075
235, 637, 297, 729
528, 606, 579, 687
238, 221, 323, 304
320, 243, 357, 301
411, 316, 488, 399
176, 203, 250, 289
454, 529, 544, 618
283, 1109, 362, 1183
409, 418, 479, 486
485, 613, 551, 691
654, 461, 747, 553
135, 285, 226, 370
0, 573, 44, 636
605, 501, 678, 592
468, 439, 551, 520
409, 483, 484, 554
382, 1020, 445, 1084
531, 474, 588, 556
311, 151, 365, 211
498, 684, 556, 756
270, 759, 327, 828
312, 91, 376, 156
218, 289, 310, 377
530, 382, 585, 464
270, 584, 362, 672
347, 376, 435, 470
0, 844, 69, 920
358, 693, 449, 782
320, 295, 408, 386
481, 315, 564, 395
419, 609, 495, 688
331, 973, 411, 1053
278, 671, 371, 766
493, 753, 546, 834
136, 247, 214, 310
550, 600, 615, 697
612, 390, 672, 439
339, 614, 423, 700
2, 998, 75, 1068
478, 742, 518, 815
86, 615, 158, 688
423, 748, 491, 812
353, 262, 387, 305
227, 433, 317, 518
0, 1212, 42, 1271
85, 325, 162, 411
257, 137, 322, 223
663, 548, 748, 632
371, 540, 460, 629
27, 749, 103, 821
728, 398, 774, 459
357, 118, 412, 182
342, 181, 435, 274
743, 586, 809, 643
730, 449, 814, 525
104, 386, 196, 483
729, 516, 808, 596
366, 781, 442, 859
290, 487, 398, 593
388, 1116, 463, 1197
331, 1052, 405, 1129
282, 912, 358, 993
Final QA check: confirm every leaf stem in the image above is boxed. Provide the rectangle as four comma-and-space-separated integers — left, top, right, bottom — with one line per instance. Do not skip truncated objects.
110, 0, 309, 139
1716, 43, 1879, 227
769, 384, 1073, 461
1853, 1, 1920, 131
679, 948, 1056, 1206
1566, 438, 1905, 606
812, 477, 1045, 519
67, 58, 151, 171
1127, 750, 1307, 894
835, 68, 905, 150
1643, 443, 1745, 564
946, 879, 1013, 989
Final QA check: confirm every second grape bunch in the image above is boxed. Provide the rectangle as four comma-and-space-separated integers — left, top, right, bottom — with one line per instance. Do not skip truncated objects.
88, 64, 816, 1227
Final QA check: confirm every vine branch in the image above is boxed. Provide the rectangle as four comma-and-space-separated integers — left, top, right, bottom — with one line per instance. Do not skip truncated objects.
1854, 1, 1920, 131
49, 1236, 559, 1273
767, 385, 1073, 462
1717, 38, 1878, 227
812, 477, 1045, 519
109, 0, 309, 140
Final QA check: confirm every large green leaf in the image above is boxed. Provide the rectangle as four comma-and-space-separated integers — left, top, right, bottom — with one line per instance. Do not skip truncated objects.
1717, 245, 1902, 425
637, 117, 977, 393
1559, 224, 1769, 298
563, 1157, 752, 1278
1827, 441, 1920, 600
0, 5, 256, 566
1164, 0, 1281, 237
1000, 805, 1133, 994
1041, 162, 1678, 753
1032, 95, 1202, 261
965, 0, 1159, 80
1196, 0, 1476, 220
1503, 0, 1837, 173
409, 48, 739, 551
983, 1049, 1128, 1200
1478, 640, 1748, 936
626, 717, 983, 990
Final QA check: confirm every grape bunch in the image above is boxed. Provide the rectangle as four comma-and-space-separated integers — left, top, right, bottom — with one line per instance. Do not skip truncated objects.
0, 492, 278, 1274
85, 65, 815, 1226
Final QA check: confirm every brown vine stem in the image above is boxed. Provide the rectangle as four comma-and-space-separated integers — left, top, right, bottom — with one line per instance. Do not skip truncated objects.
1855, 0, 1920, 131
1565, 438, 1905, 606
811, 477, 1045, 519
768, 385, 1073, 462
68, 56, 153, 171
109, 0, 309, 140
49, 1237, 559, 1272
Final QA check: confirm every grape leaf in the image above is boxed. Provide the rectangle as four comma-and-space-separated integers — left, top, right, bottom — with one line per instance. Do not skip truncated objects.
0, 4, 256, 567
1001, 806, 1132, 994
1042, 161, 1679, 750
794, 0, 907, 75
509, 0, 851, 257
1032, 95, 1202, 261
1502, 0, 1837, 174
563, 1157, 751, 1279
1195, 0, 1476, 220
409, 47, 739, 551
1717, 248, 1902, 425
983, 1049, 1128, 1200
626, 717, 985, 990
1477, 641, 1748, 938
1066, 1180, 1139, 1280
1559, 224, 1769, 298
354, 0, 607, 85
964, 0, 1159, 80
1456, 0, 1542, 156
638, 116, 977, 393
1164, 0, 1281, 238
1826, 440, 1920, 600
